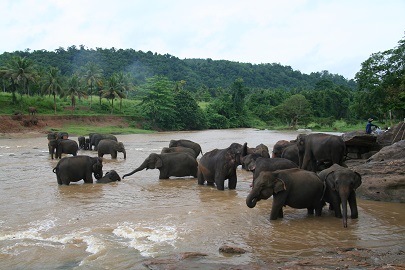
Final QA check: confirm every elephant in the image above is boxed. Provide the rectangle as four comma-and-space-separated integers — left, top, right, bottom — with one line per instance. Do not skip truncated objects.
246, 168, 325, 220
48, 139, 79, 159
169, 139, 203, 158
57, 132, 69, 140
53, 155, 103, 185
318, 164, 362, 228
281, 144, 299, 166
90, 133, 117, 150
78, 136, 86, 149
161, 146, 197, 158
28, 106, 37, 115
241, 143, 298, 177
296, 133, 346, 172
123, 152, 198, 179
97, 170, 121, 183
97, 139, 126, 159
272, 140, 295, 158
197, 143, 243, 190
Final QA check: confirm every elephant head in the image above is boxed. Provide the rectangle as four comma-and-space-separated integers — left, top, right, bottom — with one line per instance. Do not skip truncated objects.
122, 153, 162, 179
117, 142, 127, 159
97, 170, 121, 183
246, 171, 286, 208
92, 157, 103, 180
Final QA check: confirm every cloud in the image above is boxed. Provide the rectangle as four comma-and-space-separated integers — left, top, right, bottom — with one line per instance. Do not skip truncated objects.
1, 0, 404, 79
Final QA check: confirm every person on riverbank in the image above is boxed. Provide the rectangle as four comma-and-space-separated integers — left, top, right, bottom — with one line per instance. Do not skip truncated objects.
366, 118, 378, 134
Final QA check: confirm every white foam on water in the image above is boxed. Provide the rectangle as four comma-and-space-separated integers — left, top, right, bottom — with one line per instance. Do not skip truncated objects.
112, 222, 178, 257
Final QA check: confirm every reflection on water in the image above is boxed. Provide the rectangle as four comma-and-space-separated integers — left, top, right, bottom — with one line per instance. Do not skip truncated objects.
0, 129, 404, 269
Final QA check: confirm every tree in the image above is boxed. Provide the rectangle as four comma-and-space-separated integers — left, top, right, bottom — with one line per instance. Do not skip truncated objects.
116, 72, 133, 112
274, 94, 312, 129
140, 76, 176, 130
61, 74, 87, 109
81, 62, 103, 110
173, 89, 207, 130
0, 56, 37, 102
41, 67, 64, 114
101, 74, 126, 114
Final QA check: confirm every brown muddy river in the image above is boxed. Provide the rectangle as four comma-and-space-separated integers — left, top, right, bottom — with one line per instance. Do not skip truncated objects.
0, 129, 404, 269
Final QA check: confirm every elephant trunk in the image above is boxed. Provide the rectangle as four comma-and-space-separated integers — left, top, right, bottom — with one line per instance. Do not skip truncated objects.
246, 192, 258, 208
122, 163, 146, 179
339, 187, 350, 228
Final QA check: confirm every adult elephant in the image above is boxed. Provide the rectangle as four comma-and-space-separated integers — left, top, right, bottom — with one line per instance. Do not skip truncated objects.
318, 164, 362, 228
123, 152, 198, 179
246, 168, 324, 220
281, 144, 299, 166
169, 139, 202, 158
296, 133, 346, 172
272, 140, 295, 158
97, 139, 126, 159
78, 136, 86, 149
197, 143, 243, 190
161, 146, 197, 158
97, 170, 121, 183
48, 139, 79, 159
53, 155, 103, 185
28, 106, 37, 115
90, 133, 117, 150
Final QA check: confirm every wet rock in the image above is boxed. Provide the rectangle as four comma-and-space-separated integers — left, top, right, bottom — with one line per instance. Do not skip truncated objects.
347, 140, 405, 203
219, 245, 247, 254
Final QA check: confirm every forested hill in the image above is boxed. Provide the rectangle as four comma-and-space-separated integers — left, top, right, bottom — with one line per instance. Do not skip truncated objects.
0, 46, 356, 91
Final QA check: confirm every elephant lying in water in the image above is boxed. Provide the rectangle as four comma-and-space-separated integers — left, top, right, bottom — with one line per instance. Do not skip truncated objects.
123, 152, 198, 179
97, 170, 121, 183
246, 168, 324, 220
53, 155, 103, 185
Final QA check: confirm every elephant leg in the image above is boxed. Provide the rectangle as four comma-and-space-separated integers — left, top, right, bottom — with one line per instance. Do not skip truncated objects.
197, 169, 205, 185
214, 171, 225, 190
330, 194, 342, 218
270, 197, 284, 220
348, 192, 359, 219
112, 151, 117, 159
57, 176, 63, 185
307, 208, 314, 215
159, 170, 168, 179
228, 174, 237, 189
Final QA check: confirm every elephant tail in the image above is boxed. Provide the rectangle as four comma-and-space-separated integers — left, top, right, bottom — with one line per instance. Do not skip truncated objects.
52, 166, 58, 174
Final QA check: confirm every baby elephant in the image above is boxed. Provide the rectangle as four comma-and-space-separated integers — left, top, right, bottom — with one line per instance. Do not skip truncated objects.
97, 170, 121, 183
97, 139, 126, 159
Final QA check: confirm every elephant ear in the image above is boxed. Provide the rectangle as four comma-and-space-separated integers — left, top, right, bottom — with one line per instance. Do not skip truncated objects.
274, 177, 287, 193
353, 172, 362, 189
325, 171, 337, 190
155, 156, 163, 168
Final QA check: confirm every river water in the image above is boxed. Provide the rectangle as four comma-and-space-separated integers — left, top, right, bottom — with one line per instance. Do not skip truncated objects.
0, 129, 404, 269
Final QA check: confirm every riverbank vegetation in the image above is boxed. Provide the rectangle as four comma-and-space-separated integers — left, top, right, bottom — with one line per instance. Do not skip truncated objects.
0, 36, 403, 133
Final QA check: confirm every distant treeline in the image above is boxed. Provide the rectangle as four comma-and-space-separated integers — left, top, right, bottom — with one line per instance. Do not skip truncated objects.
0, 45, 356, 91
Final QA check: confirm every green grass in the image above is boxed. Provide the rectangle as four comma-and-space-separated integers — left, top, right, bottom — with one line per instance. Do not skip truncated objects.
50, 124, 154, 137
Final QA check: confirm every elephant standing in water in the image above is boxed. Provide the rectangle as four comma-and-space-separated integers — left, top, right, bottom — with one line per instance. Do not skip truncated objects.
197, 143, 243, 190
123, 152, 198, 179
90, 133, 117, 150
97, 139, 126, 159
48, 139, 79, 159
169, 139, 203, 158
246, 168, 324, 220
297, 133, 346, 171
161, 146, 197, 159
318, 164, 362, 228
53, 155, 103, 185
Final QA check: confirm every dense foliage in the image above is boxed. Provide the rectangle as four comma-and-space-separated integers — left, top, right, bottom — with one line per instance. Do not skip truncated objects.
0, 36, 404, 131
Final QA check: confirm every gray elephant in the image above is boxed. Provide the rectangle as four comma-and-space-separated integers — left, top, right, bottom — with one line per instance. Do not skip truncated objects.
97, 139, 126, 159
48, 139, 79, 159
246, 168, 324, 220
297, 133, 346, 172
97, 170, 121, 183
78, 136, 86, 149
90, 133, 117, 150
169, 139, 202, 158
272, 140, 295, 158
318, 164, 362, 228
281, 144, 299, 166
123, 152, 198, 179
197, 143, 243, 190
53, 155, 103, 185
161, 146, 197, 158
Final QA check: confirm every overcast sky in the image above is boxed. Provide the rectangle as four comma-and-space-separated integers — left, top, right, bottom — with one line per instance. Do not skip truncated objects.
1, 0, 404, 79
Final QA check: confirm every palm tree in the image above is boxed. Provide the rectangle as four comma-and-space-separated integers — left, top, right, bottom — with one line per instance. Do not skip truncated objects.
41, 67, 64, 114
0, 56, 37, 102
81, 62, 103, 110
101, 75, 126, 114
116, 72, 132, 112
60, 74, 87, 109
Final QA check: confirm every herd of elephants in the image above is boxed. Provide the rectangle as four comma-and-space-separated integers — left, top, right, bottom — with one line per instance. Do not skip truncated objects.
47, 131, 361, 228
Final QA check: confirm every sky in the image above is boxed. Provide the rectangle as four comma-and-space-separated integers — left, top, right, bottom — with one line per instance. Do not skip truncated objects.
1, 0, 404, 79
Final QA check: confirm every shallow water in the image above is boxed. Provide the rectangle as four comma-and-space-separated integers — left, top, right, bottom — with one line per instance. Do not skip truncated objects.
0, 129, 404, 269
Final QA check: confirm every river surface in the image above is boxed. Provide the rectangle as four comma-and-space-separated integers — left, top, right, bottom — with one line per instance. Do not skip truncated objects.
0, 129, 404, 269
